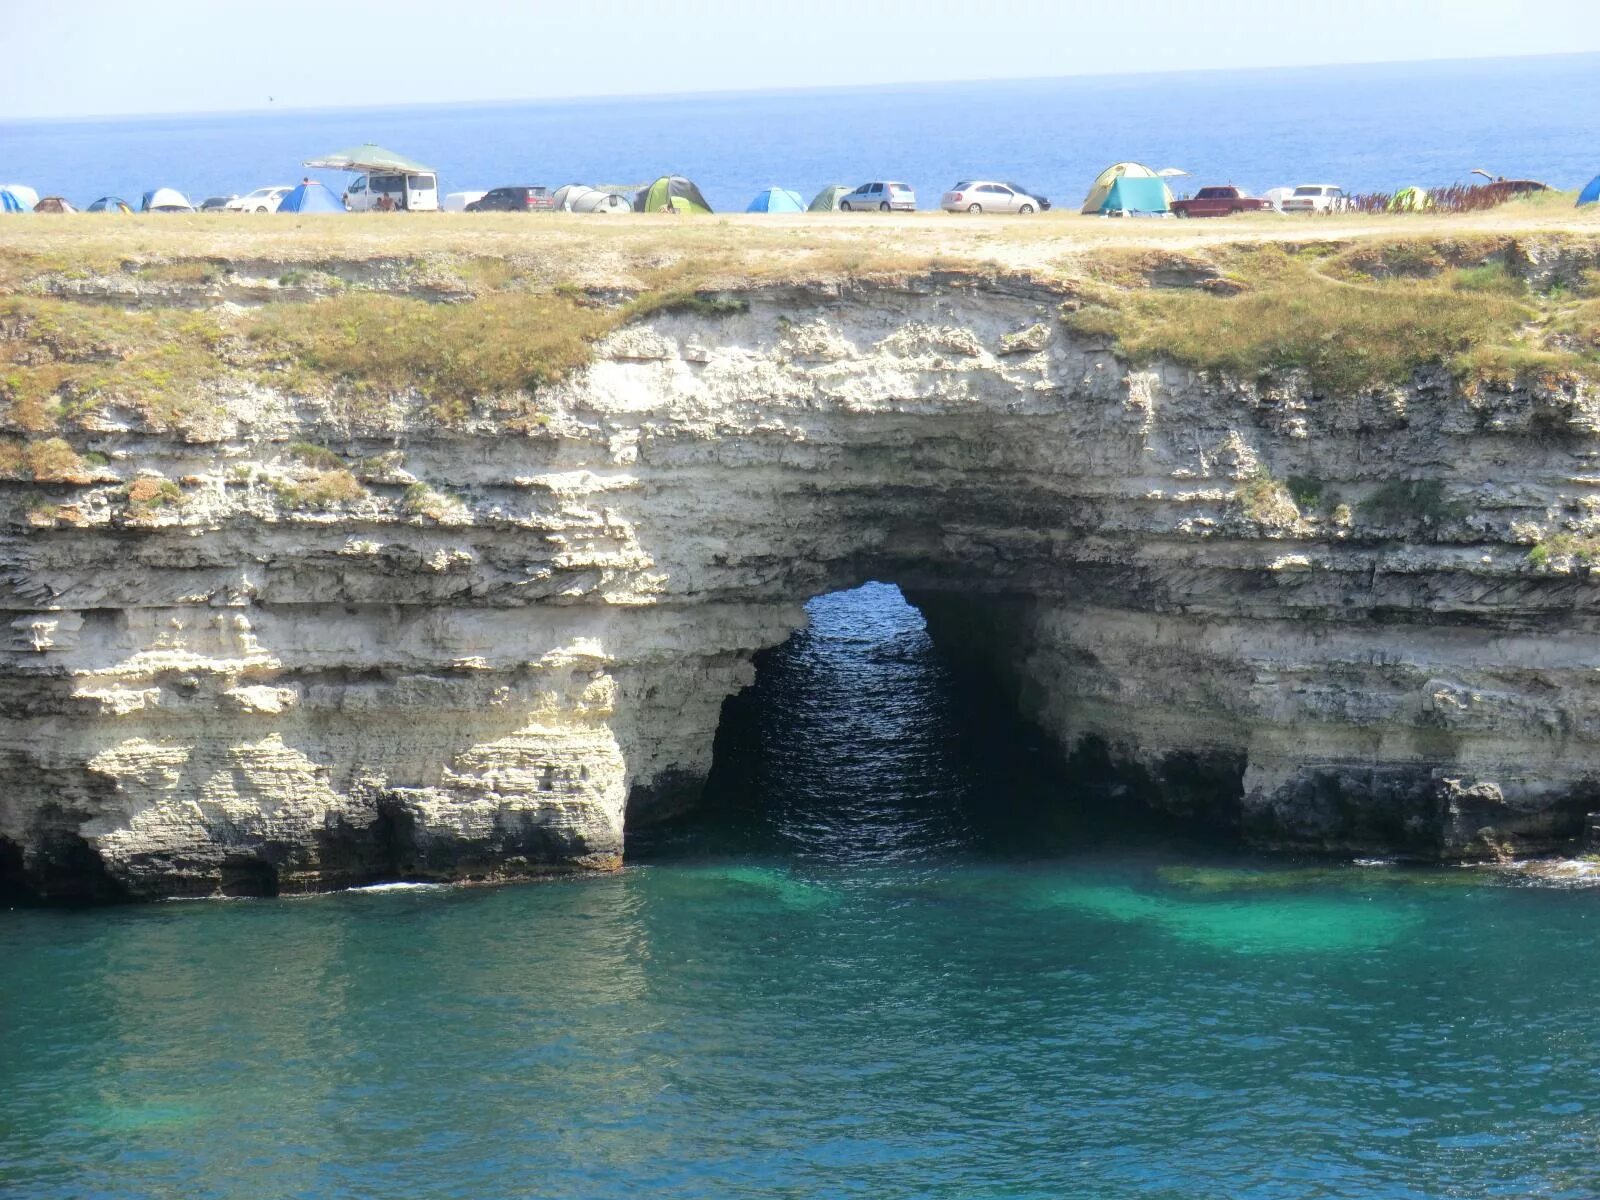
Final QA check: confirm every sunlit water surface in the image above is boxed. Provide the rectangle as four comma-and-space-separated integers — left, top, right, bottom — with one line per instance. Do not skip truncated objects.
3, 584, 1597, 1199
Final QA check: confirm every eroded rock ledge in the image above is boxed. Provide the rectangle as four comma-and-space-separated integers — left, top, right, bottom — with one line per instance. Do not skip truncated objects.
5, 252, 1600, 899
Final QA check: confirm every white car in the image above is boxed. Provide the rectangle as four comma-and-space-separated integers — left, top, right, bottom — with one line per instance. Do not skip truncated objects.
1281, 184, 1349, 214
940, 180, 1049, 214
839, 181, 915, 212
227, 186, 292, 213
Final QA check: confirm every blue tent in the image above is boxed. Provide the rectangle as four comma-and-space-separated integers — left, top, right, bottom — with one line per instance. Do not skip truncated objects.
746, 187, 805, 213
275, 181, 345, 213
0, 189, 27, 214
1094, 176, 1172, 216
1580, 175, 1600, 207
87, 196, 134, 213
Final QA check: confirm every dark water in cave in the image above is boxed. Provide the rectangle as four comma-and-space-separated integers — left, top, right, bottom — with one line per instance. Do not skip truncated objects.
3, 583, 1597, 1199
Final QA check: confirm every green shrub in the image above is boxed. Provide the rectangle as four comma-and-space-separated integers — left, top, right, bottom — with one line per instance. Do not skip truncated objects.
1360, 479, 1465, 527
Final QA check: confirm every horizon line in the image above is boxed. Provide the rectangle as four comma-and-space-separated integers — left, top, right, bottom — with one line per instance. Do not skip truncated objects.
4, 48, 1595, 127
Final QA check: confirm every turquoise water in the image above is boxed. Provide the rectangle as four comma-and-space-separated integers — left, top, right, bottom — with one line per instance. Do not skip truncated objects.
4, 585, 1599, 1199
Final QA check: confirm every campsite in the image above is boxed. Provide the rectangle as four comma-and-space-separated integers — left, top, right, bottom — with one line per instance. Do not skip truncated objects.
4, 137, 1597, 222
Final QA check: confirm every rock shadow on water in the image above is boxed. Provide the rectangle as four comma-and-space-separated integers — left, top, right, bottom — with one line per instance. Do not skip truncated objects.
643, 863, 841, 912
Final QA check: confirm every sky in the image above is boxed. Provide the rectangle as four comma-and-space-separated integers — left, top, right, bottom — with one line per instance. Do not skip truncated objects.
3, 0, 1599, 121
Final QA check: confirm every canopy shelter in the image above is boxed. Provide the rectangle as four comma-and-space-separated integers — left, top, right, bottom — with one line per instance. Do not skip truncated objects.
33, 196, 77, 213
303, 143, 435, 174
746, 187, 804, 213
1388, 186, 1432, 212
1081, 162, 1170, 214
86, 196, 134, 213
0, 184, 40, 211
553, 184, 631, 213
275, 180, 345, 213
635, 175, 712, 214
141, 187, 194, 212
1579, 175, 1600, 206
808, 184, 850, 212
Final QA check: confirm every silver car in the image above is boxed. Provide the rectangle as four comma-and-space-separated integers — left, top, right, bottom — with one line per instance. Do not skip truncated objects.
839, 181, 916, 212
940, 180, 1048, 214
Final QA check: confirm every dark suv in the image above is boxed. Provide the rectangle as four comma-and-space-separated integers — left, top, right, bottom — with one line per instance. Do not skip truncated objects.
467, 186, 555, 212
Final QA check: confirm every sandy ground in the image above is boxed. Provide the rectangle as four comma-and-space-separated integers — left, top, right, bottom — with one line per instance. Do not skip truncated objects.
3, 199, 1597, 288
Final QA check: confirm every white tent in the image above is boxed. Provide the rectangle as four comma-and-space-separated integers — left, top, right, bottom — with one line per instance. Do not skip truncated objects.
552, 184, 630, 213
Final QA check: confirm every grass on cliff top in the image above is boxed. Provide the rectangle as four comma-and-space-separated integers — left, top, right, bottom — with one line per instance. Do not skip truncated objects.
247, 292, 619, 424
1060, 244, 1598, 392
1, 289, 632, 433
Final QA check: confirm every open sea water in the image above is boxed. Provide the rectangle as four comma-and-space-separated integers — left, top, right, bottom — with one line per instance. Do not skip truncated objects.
2, 54, 1599, 210
3, 584, 1599, 1199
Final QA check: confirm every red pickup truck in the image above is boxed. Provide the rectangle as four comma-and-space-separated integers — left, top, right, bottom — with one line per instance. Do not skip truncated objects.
1170, 186, 1273, 218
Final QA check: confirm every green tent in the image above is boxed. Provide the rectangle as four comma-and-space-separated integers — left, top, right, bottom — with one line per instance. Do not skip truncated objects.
1388, 186, 1432, 212
302, 143, 435, 173
635, 176, 712, 214
808, 184, 851, 212
1081, 162, 1169, 214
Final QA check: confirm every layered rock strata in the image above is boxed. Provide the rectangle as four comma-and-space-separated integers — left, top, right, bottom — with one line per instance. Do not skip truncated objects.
5, 271, 1600, 898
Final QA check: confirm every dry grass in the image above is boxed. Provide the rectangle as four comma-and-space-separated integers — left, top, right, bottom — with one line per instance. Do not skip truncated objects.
1060, 244, 1595, 392
247, 292, 619, 424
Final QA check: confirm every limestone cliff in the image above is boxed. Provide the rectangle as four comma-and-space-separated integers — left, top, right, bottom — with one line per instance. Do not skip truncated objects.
4, 233, 1600, 899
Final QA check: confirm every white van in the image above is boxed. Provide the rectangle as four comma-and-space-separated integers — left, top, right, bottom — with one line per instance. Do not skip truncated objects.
344, 171, 439, 212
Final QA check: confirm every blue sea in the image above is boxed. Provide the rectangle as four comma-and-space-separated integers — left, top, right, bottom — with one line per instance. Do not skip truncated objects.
4, 584, 1600, 1199
2, 53, 1598, 210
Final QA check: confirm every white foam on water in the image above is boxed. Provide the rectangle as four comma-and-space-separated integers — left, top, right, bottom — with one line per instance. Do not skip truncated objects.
344, 881, 452, 894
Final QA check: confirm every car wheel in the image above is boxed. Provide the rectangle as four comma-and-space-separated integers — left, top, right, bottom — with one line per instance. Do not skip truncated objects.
1175, 209, 1189, 218
967, 203, 982, 214
840, 202, 852, 212
255, 205, 268, 213
877, 201, 889, 211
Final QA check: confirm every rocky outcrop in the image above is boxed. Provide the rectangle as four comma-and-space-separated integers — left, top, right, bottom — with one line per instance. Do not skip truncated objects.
5, 270, 1600, 899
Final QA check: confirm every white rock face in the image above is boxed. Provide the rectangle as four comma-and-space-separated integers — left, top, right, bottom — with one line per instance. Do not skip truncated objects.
4, 278, 1600, 898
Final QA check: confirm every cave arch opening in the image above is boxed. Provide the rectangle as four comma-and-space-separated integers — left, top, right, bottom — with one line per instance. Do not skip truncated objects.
641, 582, 1176, 865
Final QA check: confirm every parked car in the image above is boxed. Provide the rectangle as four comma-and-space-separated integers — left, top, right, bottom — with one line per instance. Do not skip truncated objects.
839, 181, 915, 212
466, 186, 555, 212
344, 171, 439, 212
198, 195, 238, 213
1170, 185, 1274, 218
1281, 184, 1349, 214
227, 186, 291, 213
940, 180, 1048, 214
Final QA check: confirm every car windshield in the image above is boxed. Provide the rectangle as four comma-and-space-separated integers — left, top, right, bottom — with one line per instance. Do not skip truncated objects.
1293, 186, 1326, 196
407, 175, 436, 191
952, 181, 974, 190
888, 183, 910, 192
245, 189, 276, 199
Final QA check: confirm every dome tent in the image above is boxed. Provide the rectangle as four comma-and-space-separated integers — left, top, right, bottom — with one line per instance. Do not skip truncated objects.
746, 187, 804, 213
634, 175, 712, 214
552, 185, 630, 213
0, 189, 28, 213
87, 196, 135, 213
1081, 162, 1171, 215
1, 184, 40, 211
808, 184, 850, 212
275, 180, 345, 213
141, 187, 194, 212
34, 196, 77, 213
1579, 175, 1600, 206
